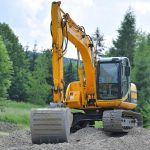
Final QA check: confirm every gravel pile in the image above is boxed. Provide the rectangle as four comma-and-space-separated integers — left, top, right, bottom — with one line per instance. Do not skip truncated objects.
0, 125, 150, 150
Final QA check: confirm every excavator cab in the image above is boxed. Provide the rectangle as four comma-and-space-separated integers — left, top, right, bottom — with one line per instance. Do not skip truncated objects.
97, 57, 131, 101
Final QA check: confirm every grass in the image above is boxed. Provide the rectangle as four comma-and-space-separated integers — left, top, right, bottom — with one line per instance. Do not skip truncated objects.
0, 98, 44, 127
0, 99, 103, 128
95, 121, 103, 128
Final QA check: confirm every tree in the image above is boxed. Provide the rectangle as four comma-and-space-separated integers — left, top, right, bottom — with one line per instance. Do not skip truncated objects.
26, 42, 38, 72
0, 23, 29, 101
27, 50, 38, 72
64, 60, 76, 91
92, 27, 104, 58
43, 50, 53, 85
0, 37, 13, 97
132, 33, 150, 127
26, 51, 51, 104
108, 8, 136, 66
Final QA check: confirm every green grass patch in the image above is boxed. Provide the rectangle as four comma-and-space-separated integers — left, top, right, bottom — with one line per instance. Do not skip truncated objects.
0, 98, 44, 127
95, 121, 103, 128
71, 109, 84, 113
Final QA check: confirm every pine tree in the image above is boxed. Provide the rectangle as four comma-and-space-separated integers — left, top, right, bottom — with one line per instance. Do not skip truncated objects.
133, 33, 150, 127
108, 8, 136, 66
0, 37, 13, 97
92, 27, 104, 58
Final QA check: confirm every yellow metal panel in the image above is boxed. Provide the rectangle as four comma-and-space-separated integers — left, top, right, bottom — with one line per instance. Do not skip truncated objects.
78, 68, 86, 106
68, 91, 81, 101
118, 102, 137, 109
96, 100, 122, 108
65, 100, 82, 109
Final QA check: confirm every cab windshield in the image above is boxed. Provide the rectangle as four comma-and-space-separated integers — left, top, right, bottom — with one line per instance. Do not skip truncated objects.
98, 63, 120, 99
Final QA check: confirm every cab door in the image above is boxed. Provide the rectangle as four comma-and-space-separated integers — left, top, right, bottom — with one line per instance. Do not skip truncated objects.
121, 58, 130, 99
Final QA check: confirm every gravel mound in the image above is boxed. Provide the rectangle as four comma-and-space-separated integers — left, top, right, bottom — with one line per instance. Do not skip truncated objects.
0, 127, 150, 150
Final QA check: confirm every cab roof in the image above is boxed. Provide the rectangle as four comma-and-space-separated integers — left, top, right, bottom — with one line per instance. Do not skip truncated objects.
99, 57, 129, 63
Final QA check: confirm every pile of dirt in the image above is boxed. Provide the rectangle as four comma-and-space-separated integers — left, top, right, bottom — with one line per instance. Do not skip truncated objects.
0, 125, 150, 150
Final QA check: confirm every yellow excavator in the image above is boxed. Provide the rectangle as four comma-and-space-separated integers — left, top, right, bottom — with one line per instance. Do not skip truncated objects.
30, 1, 143, 144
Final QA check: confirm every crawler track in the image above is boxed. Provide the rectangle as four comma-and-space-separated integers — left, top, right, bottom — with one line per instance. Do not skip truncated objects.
102, 110, 143, 132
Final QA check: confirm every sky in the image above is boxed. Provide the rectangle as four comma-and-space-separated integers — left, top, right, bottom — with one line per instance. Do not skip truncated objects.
0, 0, 150, 58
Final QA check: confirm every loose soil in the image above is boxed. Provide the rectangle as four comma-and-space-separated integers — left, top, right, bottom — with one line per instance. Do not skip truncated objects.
0, 122, 150, 150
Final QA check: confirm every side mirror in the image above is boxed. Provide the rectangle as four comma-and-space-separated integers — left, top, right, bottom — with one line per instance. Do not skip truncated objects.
125, 66, 130, 76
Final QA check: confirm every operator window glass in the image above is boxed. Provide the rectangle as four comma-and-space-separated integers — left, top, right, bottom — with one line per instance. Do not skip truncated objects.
122, 61, 129, 97
98, 63, 119, 99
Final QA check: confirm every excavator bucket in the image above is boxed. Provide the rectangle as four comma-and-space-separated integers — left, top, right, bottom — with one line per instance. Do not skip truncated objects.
30, 108, 73, 144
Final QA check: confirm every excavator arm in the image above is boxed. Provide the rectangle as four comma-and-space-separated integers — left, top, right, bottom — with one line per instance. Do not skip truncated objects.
51, 2, 64, 103
51, 1, 96, 103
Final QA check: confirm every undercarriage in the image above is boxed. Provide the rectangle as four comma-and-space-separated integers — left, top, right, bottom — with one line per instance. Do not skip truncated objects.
30, 107, 143, 144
